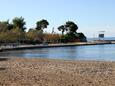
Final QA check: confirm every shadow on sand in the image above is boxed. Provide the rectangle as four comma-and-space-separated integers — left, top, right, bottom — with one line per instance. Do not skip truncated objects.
0, 67, 6, 70
0, 58, 9, 61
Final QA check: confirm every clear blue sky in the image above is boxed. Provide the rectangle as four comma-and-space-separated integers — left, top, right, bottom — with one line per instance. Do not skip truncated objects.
0, 0, 115, 37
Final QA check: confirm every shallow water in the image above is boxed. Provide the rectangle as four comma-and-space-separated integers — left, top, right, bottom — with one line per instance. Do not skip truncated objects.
0, 44, 115, 61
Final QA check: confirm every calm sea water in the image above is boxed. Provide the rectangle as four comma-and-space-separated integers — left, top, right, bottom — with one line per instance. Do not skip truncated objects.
87, 37, 115, 41
0, 44, 115, 61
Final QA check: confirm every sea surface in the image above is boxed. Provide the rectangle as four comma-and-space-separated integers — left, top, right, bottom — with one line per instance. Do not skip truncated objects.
87, 37, 115, 41
0, 44, 115, 61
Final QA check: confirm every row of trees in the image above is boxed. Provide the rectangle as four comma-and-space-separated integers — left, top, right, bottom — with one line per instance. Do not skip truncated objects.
0, 17, 87, 45
0, 17, 50, 44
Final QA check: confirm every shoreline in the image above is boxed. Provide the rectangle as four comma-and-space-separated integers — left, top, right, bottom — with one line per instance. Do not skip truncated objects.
0, 41, 114, 52
0, 58, 115, 86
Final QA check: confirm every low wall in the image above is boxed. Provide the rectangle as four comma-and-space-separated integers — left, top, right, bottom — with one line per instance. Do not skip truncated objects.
0, 42, 114, 52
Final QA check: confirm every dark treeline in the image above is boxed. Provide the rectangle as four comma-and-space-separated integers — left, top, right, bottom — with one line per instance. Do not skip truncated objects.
0, 17, 87, 45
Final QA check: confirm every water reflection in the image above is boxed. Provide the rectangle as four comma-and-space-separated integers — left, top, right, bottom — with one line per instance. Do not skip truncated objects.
0, 44, 115, 61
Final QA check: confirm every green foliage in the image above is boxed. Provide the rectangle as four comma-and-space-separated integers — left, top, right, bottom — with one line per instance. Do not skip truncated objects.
77, 33, 87, 42
0, 28, 25, 43
58, 21, 87, 42
26, 29, 38, 41
26, 29, 43, 44
0, 17, 87, 44
65, 21, 78, 34
36, 19, 49, 30
0, 18, 49, 44
61, 32, 87, 42
61, 33, 76, 42
12, 17, 26, 31
0, 22, 7, 32
0, 20, 14, 32
58, 25, 67, 35
58, 21, 78, 35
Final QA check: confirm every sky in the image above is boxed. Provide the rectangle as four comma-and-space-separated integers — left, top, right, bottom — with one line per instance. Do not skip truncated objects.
0, 0, 115, 37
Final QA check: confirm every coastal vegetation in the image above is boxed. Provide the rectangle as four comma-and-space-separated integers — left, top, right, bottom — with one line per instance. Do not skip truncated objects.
58, 21, 87, 42
0, 17, 87, 45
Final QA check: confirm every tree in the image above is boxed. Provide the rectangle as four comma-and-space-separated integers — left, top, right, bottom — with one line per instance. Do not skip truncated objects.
0, 28, 23, 43
57, 21, 81, 42
26, 29, 43, 44
77, 33, 87, 42
65, 21, 78, 34
0, 20, 13, 32
36, 19, 49, 30
57, 21, 78, 35
58, 25, 67, 36
12, 17, 26, 31
0, 21, 8, 32
10, 28, 24, 43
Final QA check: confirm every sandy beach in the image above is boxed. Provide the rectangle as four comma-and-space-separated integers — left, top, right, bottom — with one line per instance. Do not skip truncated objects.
0, 58, 115, 86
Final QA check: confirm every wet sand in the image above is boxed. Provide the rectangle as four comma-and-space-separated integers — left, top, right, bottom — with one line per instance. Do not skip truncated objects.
0, 58, 115, 86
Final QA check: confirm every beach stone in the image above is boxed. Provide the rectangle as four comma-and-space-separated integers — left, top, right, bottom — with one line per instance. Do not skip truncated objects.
0, 58, 115, 86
